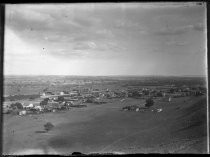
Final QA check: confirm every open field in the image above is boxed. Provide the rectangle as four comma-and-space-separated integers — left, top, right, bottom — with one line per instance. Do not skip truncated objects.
2, 76, 207, 154
3, 96, 207, 154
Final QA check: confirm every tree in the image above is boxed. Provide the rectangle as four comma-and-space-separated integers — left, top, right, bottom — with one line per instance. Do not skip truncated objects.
145, 98, 154, 108
57, 96, 64, 102
11, 102, 23, 109
44, 98, 49, 102
44, 122, 54, 132
169, 88, 175, 93
86, 97, 94, 103
132, 91, 141, 97
143, 90, 150, 95
40, 98, 49, 106
157, 92, 163, 97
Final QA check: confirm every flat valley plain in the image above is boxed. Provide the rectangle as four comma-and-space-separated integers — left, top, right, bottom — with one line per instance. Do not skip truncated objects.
2, 75, 208, 154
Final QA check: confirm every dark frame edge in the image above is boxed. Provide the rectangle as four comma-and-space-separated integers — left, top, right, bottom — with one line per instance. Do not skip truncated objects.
0, 4, 5, 156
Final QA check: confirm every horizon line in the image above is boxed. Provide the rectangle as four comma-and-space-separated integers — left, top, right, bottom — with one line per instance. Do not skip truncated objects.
3, 74, 207, 78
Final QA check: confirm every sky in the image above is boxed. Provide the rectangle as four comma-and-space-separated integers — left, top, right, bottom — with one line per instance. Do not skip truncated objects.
4, 3, 207, 76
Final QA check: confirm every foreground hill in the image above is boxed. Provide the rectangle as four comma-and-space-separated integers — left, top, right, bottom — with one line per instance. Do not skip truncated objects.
3, 96, 207, 154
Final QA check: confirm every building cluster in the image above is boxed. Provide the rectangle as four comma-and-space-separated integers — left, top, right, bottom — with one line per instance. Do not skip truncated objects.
126, 85, 205, 99
122, 105, 162, 113
3, 84, 205, 116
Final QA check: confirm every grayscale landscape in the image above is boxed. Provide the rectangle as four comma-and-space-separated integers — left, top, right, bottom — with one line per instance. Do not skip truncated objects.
3, 2, 208, 155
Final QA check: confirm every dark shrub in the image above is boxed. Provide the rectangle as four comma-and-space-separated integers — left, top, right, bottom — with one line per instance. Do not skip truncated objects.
11, 102, 23, 109
44, 122, 54, 132
40, 98, 49, 106
156, 92, 163, 97
169, 88, 175, 93
145, 98, 154, 108
143, 90, 150, 95
57, 96, 64, 102
86, 98, 94, 103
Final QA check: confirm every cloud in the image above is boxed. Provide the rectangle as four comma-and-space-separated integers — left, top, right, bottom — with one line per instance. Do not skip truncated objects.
88, 42, 97, 49
73, 43, 91, 50
155, 23, 204, 36
115, 19, 144, 30
96, 29, 114, 38
117, 2, 202, 10
192, 23, 205, 31
4, 4, 206, 76
165, 40, 187, 46
6, 5, 116, 53
73, 41, 97, 50
6, 5, 90, 38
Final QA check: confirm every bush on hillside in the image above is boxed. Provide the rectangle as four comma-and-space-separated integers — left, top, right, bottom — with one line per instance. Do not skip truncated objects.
157, 92, 163, 97
57, 96, 64, 102
10, 102, 23, 109
40, 98, 49, 106
44, 122, 54, 132
145, 98, 154, 108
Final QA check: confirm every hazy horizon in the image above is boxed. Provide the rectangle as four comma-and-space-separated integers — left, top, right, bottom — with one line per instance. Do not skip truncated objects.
4, 3, 207, 76
4, 74, 207, 78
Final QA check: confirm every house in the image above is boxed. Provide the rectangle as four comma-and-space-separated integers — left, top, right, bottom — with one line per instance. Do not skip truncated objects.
19, 110, 27, 116
47, 101, 59, 107
25, 103, 34, 109
83, 88, 90, 93
122, 105, 139, 111
69, 91, 79, 97
120, 99, 125, 102
60, 92, 65, 95
83, 94, 94, 98
91, 91, 100, 97
163, 92, 166, 97
40, 91, 54, 98
34, 105, 43, 111
171, 92, 183, 98
168, 97, 171, 102
70, 99, 83, 106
